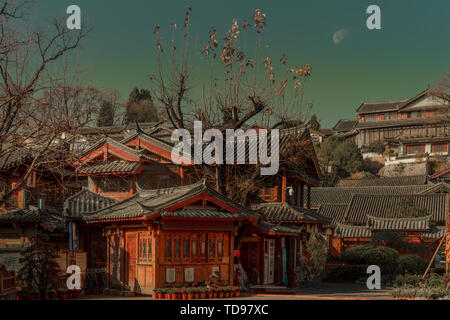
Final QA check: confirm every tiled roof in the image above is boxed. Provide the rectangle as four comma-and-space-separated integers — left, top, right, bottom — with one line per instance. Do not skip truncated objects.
423, 226, 446, 239
64, 190, 117, 218
308, 184, 430, 206
332, 119, 358, 133
317, 204, 348, 228
356, 99, 407, 114
84, 180, 253, 222
0, 208, 65, 231
344, 194, 448, 224
77, 160, 141, 174
0, 150, 35, 170
254, 221, 304, 235
317, 128, 333, 136
160, 209, 247, 220
367, 215, 431, 231
251, 202, 330, 224
79, 137, 146, 159
121, 131, 175, 153
336, 175, 427, 187
430, 168, 450, 180
334, 223, 371, 238
355, 116, 448, 130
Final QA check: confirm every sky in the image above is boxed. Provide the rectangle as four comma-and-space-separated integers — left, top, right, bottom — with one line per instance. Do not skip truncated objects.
31, 0, 450, 128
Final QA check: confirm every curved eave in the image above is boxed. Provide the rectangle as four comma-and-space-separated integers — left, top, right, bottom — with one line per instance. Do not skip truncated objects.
248, 226, 300, 237
368, 228, 429, 232
160, 216, 248, 222
265, 219, 329, 225
84, 216, 147, 224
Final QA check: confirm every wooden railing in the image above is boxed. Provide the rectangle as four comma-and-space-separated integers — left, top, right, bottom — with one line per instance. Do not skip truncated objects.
0, 271, 16, 294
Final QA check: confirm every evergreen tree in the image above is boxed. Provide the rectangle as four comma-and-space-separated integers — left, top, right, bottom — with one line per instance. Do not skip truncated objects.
318, 135, 363, 186
18, 233, 60, 299
97, 100, 115, 127
308, 114, 321, 131
124, 88, 159, 124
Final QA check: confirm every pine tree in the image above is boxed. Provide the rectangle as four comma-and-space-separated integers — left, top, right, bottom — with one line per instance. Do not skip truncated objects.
18, 233, 60, 299
97, 100, 115, 127
308, 114, 321, 131
124, 88, 159, 124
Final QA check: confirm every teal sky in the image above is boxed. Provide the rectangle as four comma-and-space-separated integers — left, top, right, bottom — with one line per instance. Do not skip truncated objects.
33, 0, 450, 128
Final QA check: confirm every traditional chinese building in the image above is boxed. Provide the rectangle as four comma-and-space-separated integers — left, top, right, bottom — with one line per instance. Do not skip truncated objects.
64, 122, 327, 293
80, 180, 256, 294
332, 89, 449, 161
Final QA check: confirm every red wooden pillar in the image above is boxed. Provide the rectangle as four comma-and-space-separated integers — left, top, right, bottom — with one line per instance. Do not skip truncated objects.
229, 231, 234, 285
180, 167, 185, 185
281, 175, 287, 203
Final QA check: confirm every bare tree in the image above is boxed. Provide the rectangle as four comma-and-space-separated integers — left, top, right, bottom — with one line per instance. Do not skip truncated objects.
0, 1, 93, 206
149, 7, 315, 198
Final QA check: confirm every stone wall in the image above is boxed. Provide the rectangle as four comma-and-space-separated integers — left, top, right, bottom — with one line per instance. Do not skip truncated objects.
379, 161, 428, 177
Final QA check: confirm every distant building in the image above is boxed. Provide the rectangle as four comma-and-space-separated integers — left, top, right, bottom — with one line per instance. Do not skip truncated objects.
333, 89, 449, 162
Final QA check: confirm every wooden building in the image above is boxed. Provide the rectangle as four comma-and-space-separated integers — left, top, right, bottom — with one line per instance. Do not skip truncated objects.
243, 203, 329, 286
65, 123, 327, 292
332, 89, 449, 158
81, 180, 256, 294
321, 193, 449, 257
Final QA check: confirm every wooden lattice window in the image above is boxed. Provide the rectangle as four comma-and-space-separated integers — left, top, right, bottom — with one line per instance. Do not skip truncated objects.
138, 233, 152, 263
432, 143, 448, 153
164, 232, 227, 263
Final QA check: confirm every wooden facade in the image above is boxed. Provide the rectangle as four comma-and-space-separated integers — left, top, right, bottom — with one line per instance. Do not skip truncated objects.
332, 89, 450, 157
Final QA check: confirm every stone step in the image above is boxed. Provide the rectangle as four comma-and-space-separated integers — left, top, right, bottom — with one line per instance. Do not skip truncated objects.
250, 285, 296, 295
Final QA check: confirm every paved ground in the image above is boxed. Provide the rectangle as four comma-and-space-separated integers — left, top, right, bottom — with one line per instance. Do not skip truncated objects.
82, 282, 393, 300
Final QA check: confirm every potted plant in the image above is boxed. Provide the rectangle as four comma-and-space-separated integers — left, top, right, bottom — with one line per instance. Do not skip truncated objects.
234, 286, 240, 297
192, 287, 200, 300
174, 288, 181, 300
181, 288, 188, 300
153, 288, 160, 299
186, 288, 194, 300
200, 287, 207, 299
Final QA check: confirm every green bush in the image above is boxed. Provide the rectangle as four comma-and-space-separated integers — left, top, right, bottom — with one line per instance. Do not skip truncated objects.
339, 245, 373, 265
339, 245, 399, 275
398, 255, 427, 275
324, 265, 368, 281
368, 246, 399, 274
394, 274, 421, 287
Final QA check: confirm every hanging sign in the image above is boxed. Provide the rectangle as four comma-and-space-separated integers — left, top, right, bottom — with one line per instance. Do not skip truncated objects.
27, 171, 36, 188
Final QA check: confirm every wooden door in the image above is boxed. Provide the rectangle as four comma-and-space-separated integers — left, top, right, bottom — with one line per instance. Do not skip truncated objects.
125, 232, 138, 290
264, 239, 275, 284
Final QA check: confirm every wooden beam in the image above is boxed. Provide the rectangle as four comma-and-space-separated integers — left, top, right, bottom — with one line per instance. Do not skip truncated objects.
299, 182, 304, 208
281, 175, 287, 203
307, 185, 311, 209
422, 236, 445, 280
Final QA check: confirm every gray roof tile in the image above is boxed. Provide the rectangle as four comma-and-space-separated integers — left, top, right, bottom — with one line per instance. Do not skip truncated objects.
64, 190, 117, 218
252, 202, 329, 223
336, 176, 427, 187
344, 194, 448, 224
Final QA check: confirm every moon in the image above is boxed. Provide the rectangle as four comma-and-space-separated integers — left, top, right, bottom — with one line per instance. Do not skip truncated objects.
333, 29, 348, 45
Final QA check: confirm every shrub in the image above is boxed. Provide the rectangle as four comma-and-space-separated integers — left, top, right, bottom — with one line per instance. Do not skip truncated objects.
398, 255, 427, 275
323, 265, 368, 282
339, 245, 399, 275
306, 233, 328, 279
368, 246, 399, 274
394, 274, 421, 287
339, 245, 373, 265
